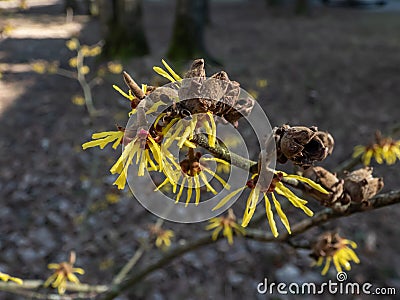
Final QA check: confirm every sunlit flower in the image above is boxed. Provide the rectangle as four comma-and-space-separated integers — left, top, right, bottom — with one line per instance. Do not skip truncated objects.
66, 38, 79, 51
31, 61, 47, 74
44, 252, 85, 295
216, 162, 230, 174
160, 113, 217, 151
0, 272, 23, 285
110, 128, 161, 189
82, 128, 124, 150
311, 232, 360, 275
87, 45, 102, 57
213, 171, 328, 237
19, 0, 28, 10
80, 45, 91, 56
1, 23, 14, 36
156, 149, 230, 206
68, 57, 78, 68
206, 209, 245, 245
153, 59, 182, 82
107, 62, 123, 74
79, 65, 90, 75
71, 95, 85, 106
149, 225, 175, 249
353, 132, 400, 166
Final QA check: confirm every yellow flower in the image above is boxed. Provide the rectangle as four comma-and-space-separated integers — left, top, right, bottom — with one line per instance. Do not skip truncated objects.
68, 57, 78, 68
31, 61, 47, 74
79, 65, 90, 75
256, 79, 268, 88
312, 232, 360, 275
153, 59, 182, 82
213, 171, 328, 237
44, 252, 85, 295
107, 62, 123, 74
105, 192, 120, 204
66, 38, 79, 51
110, 128, 161, 189
149, 225, 175, 249
216, 162, 230, 174
82, 129, 124, 150
19, 0, 28, 10
71, 95, 85, 106
1, 23, 14, 36
80, 45, 91, 56
353, 132, 400, 166
88, 45, 102, 57
156, 149, 230, 206
161, 114, 216, 150
0, 272, 23, 285
205, 209, 245, 245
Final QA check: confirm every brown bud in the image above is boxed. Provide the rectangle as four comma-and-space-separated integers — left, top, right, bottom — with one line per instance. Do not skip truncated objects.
343, 167, 384, 203
123, 71, 145, 100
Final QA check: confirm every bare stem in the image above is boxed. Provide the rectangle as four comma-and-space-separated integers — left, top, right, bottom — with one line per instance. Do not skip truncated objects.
0, 281, 108, 299
76, 50, 97, 117
190, 133, 258, 173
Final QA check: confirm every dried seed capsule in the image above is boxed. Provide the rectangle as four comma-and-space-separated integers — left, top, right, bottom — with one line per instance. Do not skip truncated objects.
274, 125, 332, 167
343, 167, 384, 203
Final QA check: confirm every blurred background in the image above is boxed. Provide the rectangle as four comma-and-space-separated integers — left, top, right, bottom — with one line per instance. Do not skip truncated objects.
0, 0, 400, 299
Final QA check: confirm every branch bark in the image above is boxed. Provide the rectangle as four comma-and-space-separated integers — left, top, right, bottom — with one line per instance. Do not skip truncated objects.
100, 189, 400, 299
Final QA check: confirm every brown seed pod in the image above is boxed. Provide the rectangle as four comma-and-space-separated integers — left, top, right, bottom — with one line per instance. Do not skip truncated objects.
273, 125, 332, 167
343, 167, 384, 204
303, 166, 348, 212
178, 58, 254, 127
316, 131, 335, 156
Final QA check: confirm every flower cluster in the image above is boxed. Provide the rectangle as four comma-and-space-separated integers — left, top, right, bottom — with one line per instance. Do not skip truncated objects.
43, 252, 85, 295
311, 232, 360, 275
82, 58, 332, 237
82, 59, 234, 198
353, 131, 400, 166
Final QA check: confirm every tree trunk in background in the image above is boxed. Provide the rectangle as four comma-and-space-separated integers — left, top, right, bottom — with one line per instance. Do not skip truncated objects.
99, 0, 149, 59
295, 0, 310, 14
167, 0, 217, 66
